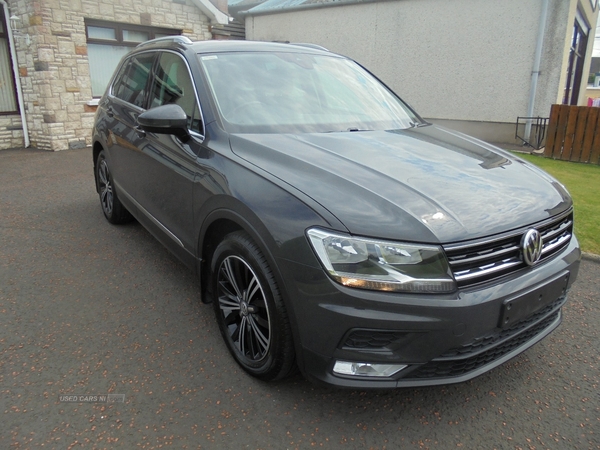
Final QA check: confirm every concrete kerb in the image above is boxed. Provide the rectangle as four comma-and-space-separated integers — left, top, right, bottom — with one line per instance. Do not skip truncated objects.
582, 252, 600, 264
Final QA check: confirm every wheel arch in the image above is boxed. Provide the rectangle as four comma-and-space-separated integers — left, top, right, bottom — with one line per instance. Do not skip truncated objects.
197, 204, 283, 299
196, 200, 309, 365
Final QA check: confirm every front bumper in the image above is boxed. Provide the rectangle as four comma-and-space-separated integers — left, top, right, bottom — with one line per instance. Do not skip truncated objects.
279, 236, 580, 388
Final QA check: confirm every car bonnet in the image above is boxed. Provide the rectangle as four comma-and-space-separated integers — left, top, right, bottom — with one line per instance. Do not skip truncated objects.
228, 125, 572, 244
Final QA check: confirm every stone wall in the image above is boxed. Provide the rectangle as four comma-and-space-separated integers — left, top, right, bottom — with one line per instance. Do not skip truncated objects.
6, 0, 213, 151
0, 115, 25, 149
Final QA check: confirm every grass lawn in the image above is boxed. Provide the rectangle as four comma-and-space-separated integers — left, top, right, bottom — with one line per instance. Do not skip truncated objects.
512, 152, 600, 255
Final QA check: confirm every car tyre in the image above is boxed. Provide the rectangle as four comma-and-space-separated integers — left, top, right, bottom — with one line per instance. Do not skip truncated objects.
96, 150, 132, 224
212, 231, 296, 381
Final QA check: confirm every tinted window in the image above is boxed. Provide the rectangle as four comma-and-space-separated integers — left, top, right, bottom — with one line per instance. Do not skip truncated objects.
149, 52, 203, 134
113, 53, 155, 108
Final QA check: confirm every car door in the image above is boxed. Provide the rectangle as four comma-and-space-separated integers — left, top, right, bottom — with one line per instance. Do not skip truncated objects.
133, 50, 206, 262
105, 51, 156, 200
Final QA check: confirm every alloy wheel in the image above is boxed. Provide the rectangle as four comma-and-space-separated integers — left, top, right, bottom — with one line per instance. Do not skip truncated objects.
216, 255, 272, 362
98, 159, 113, 217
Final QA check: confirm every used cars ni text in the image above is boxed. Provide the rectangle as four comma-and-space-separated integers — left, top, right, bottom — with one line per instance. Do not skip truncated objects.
92, 38, 580, 388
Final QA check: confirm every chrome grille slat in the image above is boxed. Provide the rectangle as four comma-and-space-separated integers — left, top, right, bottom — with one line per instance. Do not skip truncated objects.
444, 211, 573, 287
541, 220, 572, 243
454, 259, 521, 281
449, 244, 519, 268
541, 233, 571, 255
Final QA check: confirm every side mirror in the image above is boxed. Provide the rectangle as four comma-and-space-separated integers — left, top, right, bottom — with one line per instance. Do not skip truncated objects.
138, 104, 190, 142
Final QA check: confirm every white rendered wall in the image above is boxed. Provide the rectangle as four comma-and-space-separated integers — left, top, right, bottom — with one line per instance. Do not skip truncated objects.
246, 0, 580, 125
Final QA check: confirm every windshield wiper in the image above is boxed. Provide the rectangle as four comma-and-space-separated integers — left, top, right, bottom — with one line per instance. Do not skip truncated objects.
322, 127, 370, 133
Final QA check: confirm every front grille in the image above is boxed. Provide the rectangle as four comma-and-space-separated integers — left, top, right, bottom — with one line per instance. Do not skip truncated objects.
407, 309, 560, 379
444, 210, 573, 287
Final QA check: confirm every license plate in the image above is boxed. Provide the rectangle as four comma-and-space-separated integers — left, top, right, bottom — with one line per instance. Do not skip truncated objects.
498, 271, 569, 328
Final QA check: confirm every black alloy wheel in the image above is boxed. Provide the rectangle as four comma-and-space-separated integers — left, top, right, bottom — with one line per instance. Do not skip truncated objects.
212, 231, 296, 380
96, 150, 132, 224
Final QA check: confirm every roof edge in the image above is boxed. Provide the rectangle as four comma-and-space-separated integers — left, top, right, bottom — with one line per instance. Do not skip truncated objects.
242, 0, 379, 17
190, 0, 230, 25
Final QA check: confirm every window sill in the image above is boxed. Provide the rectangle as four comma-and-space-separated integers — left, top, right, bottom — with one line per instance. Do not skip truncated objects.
87, 99, 100, 106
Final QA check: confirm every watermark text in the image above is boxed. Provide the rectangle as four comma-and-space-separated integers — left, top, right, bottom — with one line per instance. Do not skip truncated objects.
58, 394, 125, 403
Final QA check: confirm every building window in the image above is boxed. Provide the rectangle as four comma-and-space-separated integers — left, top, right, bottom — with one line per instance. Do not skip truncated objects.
85, 19, 181, 97
0, 8, 18, 114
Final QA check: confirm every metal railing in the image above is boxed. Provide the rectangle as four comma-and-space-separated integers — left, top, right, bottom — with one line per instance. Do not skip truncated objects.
515, 116, 548, 150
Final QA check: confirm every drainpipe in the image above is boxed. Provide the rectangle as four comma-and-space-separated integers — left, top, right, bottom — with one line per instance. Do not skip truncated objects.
524, 0, 549, 143
1, 0, 30, 148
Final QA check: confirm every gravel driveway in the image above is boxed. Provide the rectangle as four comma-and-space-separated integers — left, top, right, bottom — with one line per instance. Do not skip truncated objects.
1, 148, 598, 449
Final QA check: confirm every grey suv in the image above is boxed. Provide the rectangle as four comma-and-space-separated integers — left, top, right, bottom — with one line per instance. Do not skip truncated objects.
92, 37, 580, 388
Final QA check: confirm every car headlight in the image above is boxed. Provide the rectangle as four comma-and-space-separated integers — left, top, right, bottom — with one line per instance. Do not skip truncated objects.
306, 228, 456, 293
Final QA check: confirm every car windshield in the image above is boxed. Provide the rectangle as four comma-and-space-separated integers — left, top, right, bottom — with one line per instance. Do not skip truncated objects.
198, 51, 420, 134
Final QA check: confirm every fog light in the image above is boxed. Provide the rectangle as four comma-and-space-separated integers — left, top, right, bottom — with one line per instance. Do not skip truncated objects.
333, 360, 407, 378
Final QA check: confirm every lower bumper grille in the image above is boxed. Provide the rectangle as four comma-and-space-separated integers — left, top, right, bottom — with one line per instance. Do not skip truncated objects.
406, 302, 563, 380
440, 295, 566, 359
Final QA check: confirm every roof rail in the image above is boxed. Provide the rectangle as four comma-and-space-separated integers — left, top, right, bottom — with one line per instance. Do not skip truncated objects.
290, 43, 329, 52
136, 35, 193, 48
